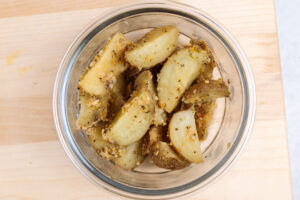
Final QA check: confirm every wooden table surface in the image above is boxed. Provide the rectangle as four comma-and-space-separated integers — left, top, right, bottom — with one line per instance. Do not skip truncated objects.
0, 0, 293, 199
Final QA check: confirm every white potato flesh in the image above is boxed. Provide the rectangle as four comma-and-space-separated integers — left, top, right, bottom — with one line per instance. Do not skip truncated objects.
125, 26, 179, 69
103, 87, 155, 146
134, 71, 167, 126
79, 33, 131, 96
153, 105, 167, 126
157, 46, 210, 113
113, 140, 144, 170
169, 109, 203, 163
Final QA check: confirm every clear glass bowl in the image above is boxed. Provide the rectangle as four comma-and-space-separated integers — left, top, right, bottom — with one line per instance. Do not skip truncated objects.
53, 1, 256, 199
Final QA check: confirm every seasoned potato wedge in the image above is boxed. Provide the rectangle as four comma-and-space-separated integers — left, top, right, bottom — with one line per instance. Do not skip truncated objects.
87, 123, 123, 160
125, 26, 179, 69
141, 125, 164, 155
182, 80, 230, 104
108, 74, 126, 120
88, 123, 145, 170
103, 85, 155, 146
191, 40, 216, 82
145, 126, 190, 170
134, 71, 167, 126
79, 33, 131, 96
194, 101, 216, 140
113, 140, 145, 170
157, 44, 211, 113
76, 90, 109, 129
169, 109, 203, 163
151, 141, 190, 170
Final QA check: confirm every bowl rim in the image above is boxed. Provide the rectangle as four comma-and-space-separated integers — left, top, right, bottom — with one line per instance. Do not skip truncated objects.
53, 1, 256, 199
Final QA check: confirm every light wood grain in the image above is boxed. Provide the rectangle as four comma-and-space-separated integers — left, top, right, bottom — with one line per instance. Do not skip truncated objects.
0, 0, 292, 199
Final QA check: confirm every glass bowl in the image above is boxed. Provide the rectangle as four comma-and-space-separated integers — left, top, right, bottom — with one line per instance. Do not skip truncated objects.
53, 1, 256, 199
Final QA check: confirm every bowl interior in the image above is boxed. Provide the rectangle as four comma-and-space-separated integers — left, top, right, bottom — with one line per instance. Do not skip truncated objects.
61, 6, 246, 196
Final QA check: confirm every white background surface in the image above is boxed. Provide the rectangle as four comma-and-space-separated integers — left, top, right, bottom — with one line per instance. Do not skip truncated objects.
275, 0, 300, 199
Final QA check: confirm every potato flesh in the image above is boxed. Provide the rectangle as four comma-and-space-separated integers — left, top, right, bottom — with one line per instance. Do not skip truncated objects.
191, 39, 216, 82
104, 87, 155, 146
79, 33, 131, 96
153, 105, 167, 126
169, 109, 203, 163
158, 46, 210, 113
76, 90, 108, 129
134, 71, 167, 126
113, 140, 145, 170
125, 26, 178, 69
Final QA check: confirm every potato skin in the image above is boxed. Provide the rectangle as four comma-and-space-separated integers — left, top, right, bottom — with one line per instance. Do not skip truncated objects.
182, 80, 230, 104
79, 33, 131, 96
125, 26, 179, 69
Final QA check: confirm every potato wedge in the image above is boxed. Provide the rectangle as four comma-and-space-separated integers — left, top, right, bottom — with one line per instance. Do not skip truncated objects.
113, 139, 145, 170
103, 85, 155, 146
197, 61, 214, 82
151, 141, 190, 170
125, 26, 179, 69
169, 109, 203, 163
134, 71, 167, 126
157, 44, 211, 113
145, 126, 190, 170
79, 33, 131, 96
194, 101, 216, 140
191, 39, 216, 82
182, 80, 230, 104
76, 90, 109, 129
141, 125, 164, 155
88, 123, 145, 170
108, 74, 126, 120
134, 70, 155, 93
87, 123, 123, 160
